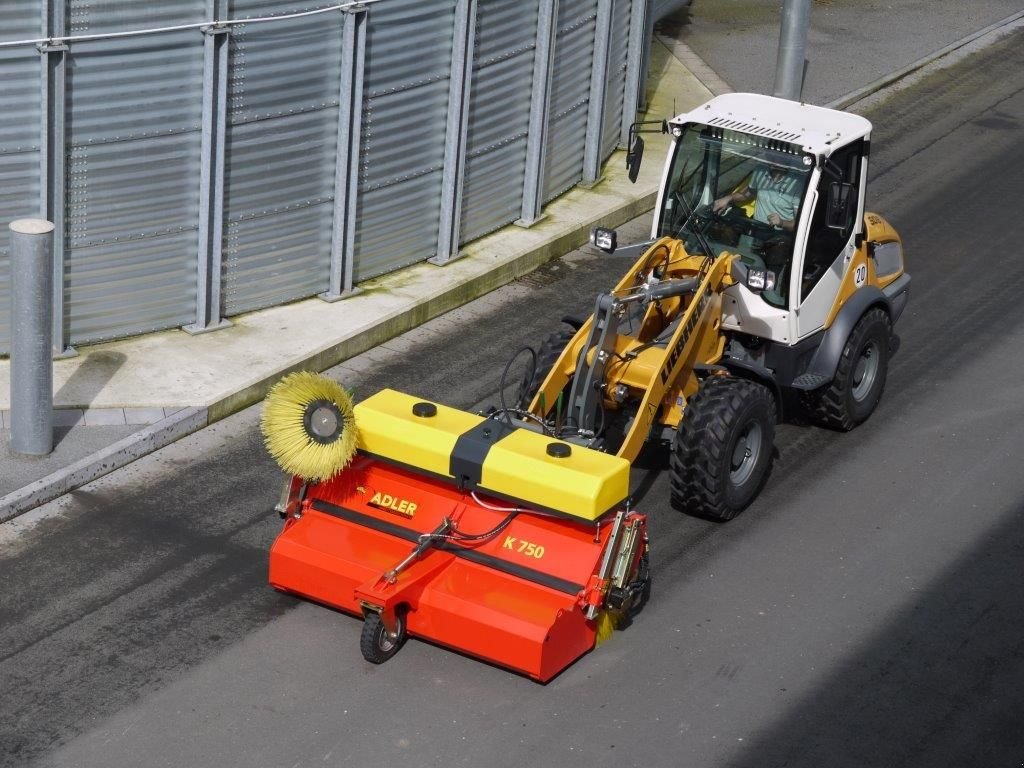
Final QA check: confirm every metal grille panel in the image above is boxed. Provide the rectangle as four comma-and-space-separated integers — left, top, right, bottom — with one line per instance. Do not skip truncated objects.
64, 232, 198, 341
0, 30, 42, 352
67, 2, 206, 35
223, 204, 334, 315
543, 0, 597, 202
353, 0, 456, 280
459, 0, 537, 244
0, 152, 41, 354
0, 4, 41, 44
221, 9, 343, 314
64, 32, 203, 344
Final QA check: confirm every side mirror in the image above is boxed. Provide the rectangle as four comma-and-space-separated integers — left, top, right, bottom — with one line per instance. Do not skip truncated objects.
590, 227, 617, 254
626, 134, 644, 184
826, 182, 855, 230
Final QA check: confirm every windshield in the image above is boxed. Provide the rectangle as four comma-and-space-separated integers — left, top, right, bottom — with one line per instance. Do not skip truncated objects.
656, 123, 813, 307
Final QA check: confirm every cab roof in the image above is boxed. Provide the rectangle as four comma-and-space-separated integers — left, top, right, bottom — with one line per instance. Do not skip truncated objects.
670, 92, 872, 157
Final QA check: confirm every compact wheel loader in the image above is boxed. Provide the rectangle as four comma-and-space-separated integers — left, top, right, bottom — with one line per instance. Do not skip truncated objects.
260, 93, 910, 681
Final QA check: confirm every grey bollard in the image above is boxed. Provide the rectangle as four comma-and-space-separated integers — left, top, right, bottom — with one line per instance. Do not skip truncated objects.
9, 219, 55, 456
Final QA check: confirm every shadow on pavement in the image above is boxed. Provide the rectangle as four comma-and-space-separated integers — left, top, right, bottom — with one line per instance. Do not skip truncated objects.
725, 500, 1024, 768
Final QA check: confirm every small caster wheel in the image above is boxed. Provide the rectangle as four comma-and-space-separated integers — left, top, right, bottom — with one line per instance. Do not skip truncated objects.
360, 612, 406, 664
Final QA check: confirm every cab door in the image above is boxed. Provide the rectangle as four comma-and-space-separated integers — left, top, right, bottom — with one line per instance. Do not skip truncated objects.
793, 140, 866, 339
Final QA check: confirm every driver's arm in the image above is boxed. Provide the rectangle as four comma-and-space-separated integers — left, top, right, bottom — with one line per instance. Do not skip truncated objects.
714, 185, 755, 213
767, 212, 795, 231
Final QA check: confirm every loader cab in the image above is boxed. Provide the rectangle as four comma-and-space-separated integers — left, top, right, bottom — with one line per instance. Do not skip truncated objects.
652, 93, 872, 345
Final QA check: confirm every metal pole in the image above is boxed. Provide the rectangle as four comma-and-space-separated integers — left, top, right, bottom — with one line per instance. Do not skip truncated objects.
582, 0, 614, 184
517, 0, 558, 227
185, 0, 231, 335
621, 0, 649, 146
431, 0, 477, 265
40, 0, 74, 357
773, 0, 811, 101
9, 219, 55, 456
323, 4, 367, 301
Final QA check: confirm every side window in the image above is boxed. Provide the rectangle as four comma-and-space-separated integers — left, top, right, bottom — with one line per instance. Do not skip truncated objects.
801, 140, 863, 301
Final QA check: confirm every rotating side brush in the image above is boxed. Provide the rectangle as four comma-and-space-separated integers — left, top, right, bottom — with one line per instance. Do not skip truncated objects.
260, 371, 357, 482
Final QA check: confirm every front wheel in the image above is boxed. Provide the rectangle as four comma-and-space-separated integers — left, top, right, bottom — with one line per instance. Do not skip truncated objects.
360, 611, 407, 665
520, 328, 576, 409
808, 308, 891, 431
669, 376, 776, 522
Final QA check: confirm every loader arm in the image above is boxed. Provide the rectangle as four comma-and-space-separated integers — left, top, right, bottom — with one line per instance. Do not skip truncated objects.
527, 240, 733, 463
613, 252, 731, 462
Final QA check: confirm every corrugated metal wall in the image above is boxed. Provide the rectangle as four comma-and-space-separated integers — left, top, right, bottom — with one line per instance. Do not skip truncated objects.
222, 2, 343, 315
0, 9, 44, 353
459, 0, 537, 244
353, 0, 456, 281
543, 0, 598, 202
64, 11, 205, 343
0, 0, 653, 354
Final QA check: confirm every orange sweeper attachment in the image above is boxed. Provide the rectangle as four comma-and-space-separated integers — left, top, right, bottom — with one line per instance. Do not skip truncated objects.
260, 373, 649, 682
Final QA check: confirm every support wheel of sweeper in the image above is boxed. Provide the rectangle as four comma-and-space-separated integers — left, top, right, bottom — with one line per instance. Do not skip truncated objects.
360, 612, 407, 665
805, 308, 891, 431
670, 376, 776, 522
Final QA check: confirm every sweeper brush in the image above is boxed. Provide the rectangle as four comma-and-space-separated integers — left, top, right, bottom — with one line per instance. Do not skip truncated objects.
260, 371, 357, 482
263, 380, 649, 682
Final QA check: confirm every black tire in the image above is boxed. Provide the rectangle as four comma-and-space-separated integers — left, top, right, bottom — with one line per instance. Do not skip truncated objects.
670, 376, 776, 522
808, 308, 891, 431
520, 329, 576, 408
360, 612, 406, 665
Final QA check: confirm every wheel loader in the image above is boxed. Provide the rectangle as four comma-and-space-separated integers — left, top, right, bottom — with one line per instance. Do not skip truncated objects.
260, 93, 909, 681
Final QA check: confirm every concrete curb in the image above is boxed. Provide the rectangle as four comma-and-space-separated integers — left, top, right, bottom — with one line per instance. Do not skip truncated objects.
0, 407, 208, 524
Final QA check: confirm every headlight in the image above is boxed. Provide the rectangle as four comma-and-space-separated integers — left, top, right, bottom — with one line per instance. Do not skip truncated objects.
590, 227, 617, 253
746, 268, 777, 292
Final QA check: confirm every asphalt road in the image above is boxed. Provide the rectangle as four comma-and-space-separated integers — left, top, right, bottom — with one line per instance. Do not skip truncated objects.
3, 27, 1024, 768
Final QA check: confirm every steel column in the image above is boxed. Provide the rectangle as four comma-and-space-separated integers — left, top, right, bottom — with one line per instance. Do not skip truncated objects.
582, 0, 614, 184
9, 220, 55, 456
39, 0, 73, 356
637, 0, 654, 111
620, 0, 648, 146
323, 5, 367, 301
185, 0, 231, 334
773, 0, 811, 101
431, 0, 477, 265
517, 0, 558, 227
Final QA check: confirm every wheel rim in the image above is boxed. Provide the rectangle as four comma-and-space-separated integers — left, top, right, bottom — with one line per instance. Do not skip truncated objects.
730, 421, 762, 486
378, 616, 402, 653
851, 340, 880, 402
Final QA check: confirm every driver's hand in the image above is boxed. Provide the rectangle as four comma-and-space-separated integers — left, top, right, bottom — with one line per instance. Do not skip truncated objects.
767, 213, 782, 226
713, 195, 731, 213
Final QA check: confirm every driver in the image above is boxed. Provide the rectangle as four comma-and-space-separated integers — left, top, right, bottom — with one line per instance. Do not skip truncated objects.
713, 163, 801, 231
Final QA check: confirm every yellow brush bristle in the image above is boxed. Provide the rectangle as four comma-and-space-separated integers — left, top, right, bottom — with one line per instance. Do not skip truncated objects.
260, 371, 358, 482
594, 611, 617, 647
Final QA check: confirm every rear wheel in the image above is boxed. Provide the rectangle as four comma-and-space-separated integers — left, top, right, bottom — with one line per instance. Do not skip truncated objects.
360, 612, 407, 665
670, 376, 776, 522
808, 308, 891, 431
